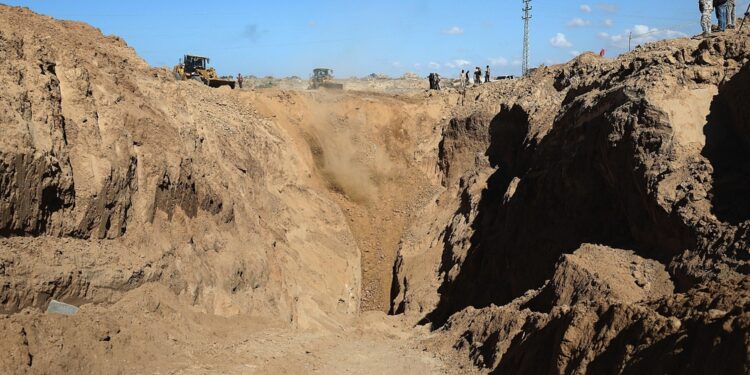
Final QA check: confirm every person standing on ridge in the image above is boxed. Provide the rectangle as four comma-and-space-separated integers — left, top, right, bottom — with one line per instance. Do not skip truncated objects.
485, 65, 491, 83
715, 0, 729, 32
700, 0, 714, 36
435, 73, 442, 90
458, 70, 466, 106
237, 73, 244, 89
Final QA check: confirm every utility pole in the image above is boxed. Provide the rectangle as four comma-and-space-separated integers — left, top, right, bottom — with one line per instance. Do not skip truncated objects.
522, 0, 532, 76
628, 31, 632, 52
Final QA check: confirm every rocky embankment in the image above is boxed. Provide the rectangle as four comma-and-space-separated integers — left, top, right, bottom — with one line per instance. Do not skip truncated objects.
393, 29, 750, 373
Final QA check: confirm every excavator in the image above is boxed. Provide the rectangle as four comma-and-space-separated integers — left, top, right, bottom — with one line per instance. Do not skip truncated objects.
173, 55, 236, 89
309, 68, 344, 90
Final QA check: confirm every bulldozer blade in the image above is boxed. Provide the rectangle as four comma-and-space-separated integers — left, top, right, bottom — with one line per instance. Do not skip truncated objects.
208, 79, 236, 89
321, 82, 344, 90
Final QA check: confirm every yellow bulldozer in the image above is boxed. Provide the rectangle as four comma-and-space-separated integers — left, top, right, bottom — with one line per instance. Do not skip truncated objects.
173, 55, 236, 89
309, 68, 344, 90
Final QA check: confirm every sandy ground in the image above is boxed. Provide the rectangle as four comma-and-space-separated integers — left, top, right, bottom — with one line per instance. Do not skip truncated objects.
161, 313, 465, 375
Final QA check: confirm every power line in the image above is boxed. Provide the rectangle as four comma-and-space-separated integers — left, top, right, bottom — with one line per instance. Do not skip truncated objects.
522, 0, 532, 76
627, 21, 697, 51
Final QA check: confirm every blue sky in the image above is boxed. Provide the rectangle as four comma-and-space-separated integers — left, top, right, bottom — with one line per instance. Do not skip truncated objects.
3, 0, 747, 77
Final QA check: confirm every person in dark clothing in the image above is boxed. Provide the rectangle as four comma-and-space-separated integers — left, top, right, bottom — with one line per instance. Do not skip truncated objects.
237, 73, 244, 89
428, 73, 436, 90
485, 65, 491, 83
715, 0, 729, 31
465, 71, 470, 86
474, 67, 482, 85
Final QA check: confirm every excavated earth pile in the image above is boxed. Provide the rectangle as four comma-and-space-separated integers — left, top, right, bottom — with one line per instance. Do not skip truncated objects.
2, 4, 750, 375
393, 26, 750, 374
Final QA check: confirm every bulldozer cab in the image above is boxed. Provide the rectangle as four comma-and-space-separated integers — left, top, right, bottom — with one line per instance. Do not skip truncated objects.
174, 54, 235, 89
309, 68, 343, 90
312, 68, 334, 80
183, 55, 209, 75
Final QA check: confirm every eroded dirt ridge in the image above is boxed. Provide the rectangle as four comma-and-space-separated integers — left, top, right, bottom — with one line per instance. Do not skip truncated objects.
393, 29, 750, 373
1, 4, 749, 374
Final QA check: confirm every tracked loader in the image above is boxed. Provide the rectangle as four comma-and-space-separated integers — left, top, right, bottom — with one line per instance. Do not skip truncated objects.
309, 68, 344, 90
174, 55, 236, 89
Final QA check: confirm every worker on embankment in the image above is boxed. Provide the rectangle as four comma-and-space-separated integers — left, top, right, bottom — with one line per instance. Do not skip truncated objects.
237, 73, 244, 89
700, 0, 714, 36
485, 65, 491, 83
715, 0, 729, 31
458, 70, 466, 106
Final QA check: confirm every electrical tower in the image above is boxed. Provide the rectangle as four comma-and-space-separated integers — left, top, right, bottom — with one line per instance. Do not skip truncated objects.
522, 0, 532, 76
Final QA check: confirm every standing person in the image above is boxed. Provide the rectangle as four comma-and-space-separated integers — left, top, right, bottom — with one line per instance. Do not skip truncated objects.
715, 0, 729, 32
237, 73, 244, 89
727, 0, 736, 28
474, 67, 481, 85
700, 0, 714, 36
429, 73, 436, 90
465, 70, 470, 86
485, 65, 491, 83
435, 73, 442, 90
458, 70, 466, 106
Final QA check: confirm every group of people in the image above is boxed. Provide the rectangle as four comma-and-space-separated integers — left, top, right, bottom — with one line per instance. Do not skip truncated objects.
429, 65, 493, 93
461, 65, 491, 86
700, 0, 742, 35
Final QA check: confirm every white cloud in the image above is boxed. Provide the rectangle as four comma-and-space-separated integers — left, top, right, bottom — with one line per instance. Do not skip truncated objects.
550, 33, 573, 48
567, 17, 591, 27
597, 25, 687, 49
445, 59, 471, 69
580, 4, 592, 13
603, 18, 614, 27
489, 57, 509, 66
428, 61, 441, 69
597, 3, 619, 13
632, 24, 650, 35
392, 61, 402, 68
413, 63, 422, 69
443, 26, 464, 35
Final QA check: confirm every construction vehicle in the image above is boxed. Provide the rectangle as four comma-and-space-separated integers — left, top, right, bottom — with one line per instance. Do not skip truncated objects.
309, 68, 343, 90
173, 55, 236, 89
